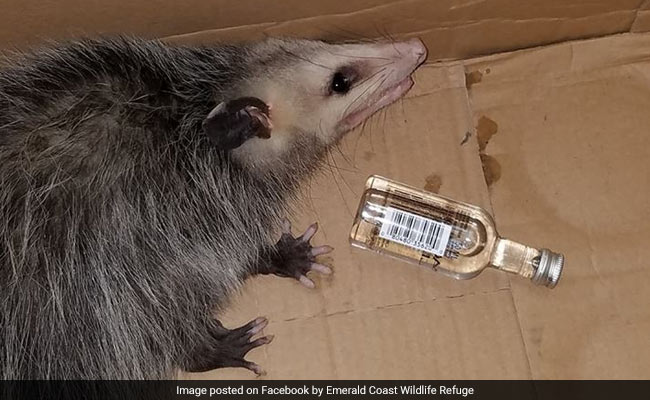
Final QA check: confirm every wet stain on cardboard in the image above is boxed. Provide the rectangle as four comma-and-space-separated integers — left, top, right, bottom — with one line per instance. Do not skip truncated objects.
480, 154, 501, 187
476, 115, 498, 151
424, 174, 442, 193
362, 151, 375, 161
465, 70, 483, 89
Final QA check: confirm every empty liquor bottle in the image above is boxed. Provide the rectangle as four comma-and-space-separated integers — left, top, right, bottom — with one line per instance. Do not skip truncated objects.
349, 175, 564, 288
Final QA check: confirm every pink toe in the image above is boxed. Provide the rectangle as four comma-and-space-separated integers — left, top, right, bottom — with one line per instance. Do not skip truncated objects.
298, 275, 315, 288
311, 245, 334, 256
248, 318, 269, 335
311, 263, 332, 275
301, 223, 318, 242
250, 363, 265, 376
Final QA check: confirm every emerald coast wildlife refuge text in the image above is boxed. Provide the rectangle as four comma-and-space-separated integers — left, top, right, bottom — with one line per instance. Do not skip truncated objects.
176, 384, 475, 397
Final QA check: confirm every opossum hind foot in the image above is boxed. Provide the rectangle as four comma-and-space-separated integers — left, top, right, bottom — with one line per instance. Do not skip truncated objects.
184, 317, 273, 376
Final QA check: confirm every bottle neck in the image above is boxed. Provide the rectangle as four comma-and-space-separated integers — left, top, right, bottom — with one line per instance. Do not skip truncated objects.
489, 238, 540, 279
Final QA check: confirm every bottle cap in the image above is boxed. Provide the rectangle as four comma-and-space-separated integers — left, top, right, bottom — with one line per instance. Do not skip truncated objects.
532, 249, 564, 288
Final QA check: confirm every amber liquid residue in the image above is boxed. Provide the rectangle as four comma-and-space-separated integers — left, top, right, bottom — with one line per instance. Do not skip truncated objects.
351, 177, 500, 279
350, 175, 563, 287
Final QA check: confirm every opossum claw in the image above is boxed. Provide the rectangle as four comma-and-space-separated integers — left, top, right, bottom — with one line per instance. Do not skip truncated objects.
246, 316, 269, 335
247, 362, 266, 376
300, 222, 318, 242
298, 274, 315, 288
230, 359, 267, 376
311, 245, 334, 256
310, 263, 332, 275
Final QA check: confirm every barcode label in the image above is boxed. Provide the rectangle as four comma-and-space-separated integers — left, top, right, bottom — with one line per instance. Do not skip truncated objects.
379, 207, 452, 256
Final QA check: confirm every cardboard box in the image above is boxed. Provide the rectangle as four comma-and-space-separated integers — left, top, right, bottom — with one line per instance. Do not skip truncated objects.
2, 0, 648, 59
2, 1, 649, 380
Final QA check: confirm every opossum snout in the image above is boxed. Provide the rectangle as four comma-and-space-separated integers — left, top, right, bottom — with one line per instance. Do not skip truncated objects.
394, 38, 428, 64
332, 38, 428, 133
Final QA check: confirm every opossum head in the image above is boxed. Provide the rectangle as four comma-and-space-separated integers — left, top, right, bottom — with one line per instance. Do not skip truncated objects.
217, 37, 427, 166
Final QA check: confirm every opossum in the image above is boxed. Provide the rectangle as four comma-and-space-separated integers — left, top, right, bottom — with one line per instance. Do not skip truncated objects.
0, 35, 427, 379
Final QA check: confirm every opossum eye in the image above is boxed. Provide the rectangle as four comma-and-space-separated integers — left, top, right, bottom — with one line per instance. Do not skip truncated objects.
330, 71, 352, 95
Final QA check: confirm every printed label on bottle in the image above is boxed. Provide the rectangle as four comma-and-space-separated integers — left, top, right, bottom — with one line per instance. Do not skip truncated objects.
379, 206, 452, 256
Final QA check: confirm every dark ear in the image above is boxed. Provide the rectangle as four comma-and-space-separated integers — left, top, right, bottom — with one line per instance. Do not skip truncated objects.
202, 97, 273, 151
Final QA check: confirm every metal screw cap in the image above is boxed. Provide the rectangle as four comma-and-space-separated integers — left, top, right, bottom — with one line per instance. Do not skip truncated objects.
531, 249, 564, 288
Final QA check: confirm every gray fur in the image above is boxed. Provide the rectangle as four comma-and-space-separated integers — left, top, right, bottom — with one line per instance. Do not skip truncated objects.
0, 36, 329, 379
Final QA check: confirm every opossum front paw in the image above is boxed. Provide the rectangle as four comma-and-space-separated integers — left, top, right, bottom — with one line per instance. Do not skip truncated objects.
202, 97, 273, 151
185, 317, 273, 376
268, 218, 334, 288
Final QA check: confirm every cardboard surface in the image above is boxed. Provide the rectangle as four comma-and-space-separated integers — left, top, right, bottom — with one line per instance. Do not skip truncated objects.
0, 1, 646, 61
632, 0, 650, 32
463, 32, 650, 378
165, 0, 643, 60
181, 32, 650, 380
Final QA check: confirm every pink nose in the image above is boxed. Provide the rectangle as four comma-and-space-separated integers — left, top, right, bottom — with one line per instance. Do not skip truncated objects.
407, 38, 427, 58
395, 38, 428, 63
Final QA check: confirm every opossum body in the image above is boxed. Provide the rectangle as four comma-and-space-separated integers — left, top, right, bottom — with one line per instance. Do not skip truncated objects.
0, 36, 426, 379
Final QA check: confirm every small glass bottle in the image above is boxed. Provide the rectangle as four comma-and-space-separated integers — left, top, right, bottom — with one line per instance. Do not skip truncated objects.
349, 175, 564, 288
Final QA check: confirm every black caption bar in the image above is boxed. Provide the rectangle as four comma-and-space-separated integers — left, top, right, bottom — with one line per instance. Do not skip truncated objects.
1, 380, 649, 400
